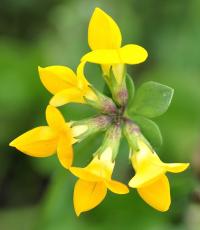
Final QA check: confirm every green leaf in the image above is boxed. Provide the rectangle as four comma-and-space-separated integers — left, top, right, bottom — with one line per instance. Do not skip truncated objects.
130, 115, 163, 150
128, 81, 174, 118
126, 73, 135, 105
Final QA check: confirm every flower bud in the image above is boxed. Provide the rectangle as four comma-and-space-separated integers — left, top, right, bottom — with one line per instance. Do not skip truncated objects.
84, 86, 117, 114
103, 64, 128, 106
123, 118, 141, 152
71, 115, 113, 142
94, 124, 122, 161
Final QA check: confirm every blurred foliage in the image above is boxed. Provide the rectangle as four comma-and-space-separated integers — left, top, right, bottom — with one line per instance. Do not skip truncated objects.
0, 0, 200, 230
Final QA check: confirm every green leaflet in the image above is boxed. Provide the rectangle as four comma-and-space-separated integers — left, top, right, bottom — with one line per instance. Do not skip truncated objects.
128, 81, 174, 118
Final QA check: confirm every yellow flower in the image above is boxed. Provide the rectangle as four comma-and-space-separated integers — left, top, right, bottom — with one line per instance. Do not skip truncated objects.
70, 147, 129, 216
82, 7, 148, 77
129, 139, 189, 212
9, 105, 77, 169
38, 62, 97, 107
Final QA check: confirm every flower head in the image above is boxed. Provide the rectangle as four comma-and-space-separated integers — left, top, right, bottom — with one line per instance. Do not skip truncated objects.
9, 105, 76, 169
8, 6, 189, 217
129, 139, 189, 211
38, 62, 97, 107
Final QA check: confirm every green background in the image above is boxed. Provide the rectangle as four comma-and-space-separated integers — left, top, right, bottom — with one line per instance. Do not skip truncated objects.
0, 0, 200, 229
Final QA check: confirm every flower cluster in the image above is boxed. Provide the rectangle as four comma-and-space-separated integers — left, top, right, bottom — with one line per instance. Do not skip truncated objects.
10, 8, 189, 216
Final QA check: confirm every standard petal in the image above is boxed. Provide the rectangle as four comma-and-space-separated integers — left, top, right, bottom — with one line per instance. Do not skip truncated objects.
137, 175, 171, 212
46, 105, 66, 131
57, 136, 73, 169
165, 163, 190, 173
9, 126, 58, 157
49, 88, 84, 107
73, 179, 107, 216
88, 7, 122, 50
38, 66, 77, 95
119, 44, 148, 64
106, 180, 129, 194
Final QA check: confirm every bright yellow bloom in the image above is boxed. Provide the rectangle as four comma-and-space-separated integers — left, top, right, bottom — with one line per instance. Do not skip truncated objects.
38, 62, 97, 107
9, 105, 77, 169
129, 139, 189, 212
70, 147, 129, 216
82, 7, 148, 76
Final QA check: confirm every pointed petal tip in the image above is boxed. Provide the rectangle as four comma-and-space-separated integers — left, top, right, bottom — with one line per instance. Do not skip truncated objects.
160, 204, 170, 212
128, 177, 141, 188
119, 186, 129, 194
128, 180, 136, 188
93, 7, 104, 14
38, 66, 44, 72
155, 199, 171, 212
9, 140, 15, 147
75, 209, 81, 217
183, 163, 190, 170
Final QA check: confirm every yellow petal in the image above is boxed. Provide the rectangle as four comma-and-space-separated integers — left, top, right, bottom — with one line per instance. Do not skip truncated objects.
129, 154, 165, 188
119, 44, 148, 64
57, 136, 73, 169
84, 88, 98, 102
82, 45, 148, 65
73, 179, 107, 216
76, 62, 89, 89
105, 180, 129, 194
70, 167, 101, 182
88, 7, 122, 50
112, 64, 125, 84
86, 149, 115, 180
165, 163, 190, 173
46, 105, 66, 131
9, 127, 58, 157
101, 64, 111, 76
70, 149, 114, 182
71, 125, 88, 137
82, 49, 120, 64
137, 175, 171, 212
38, 66, 77, 95
50, 88, 84, 107
129, 139, 166, 188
